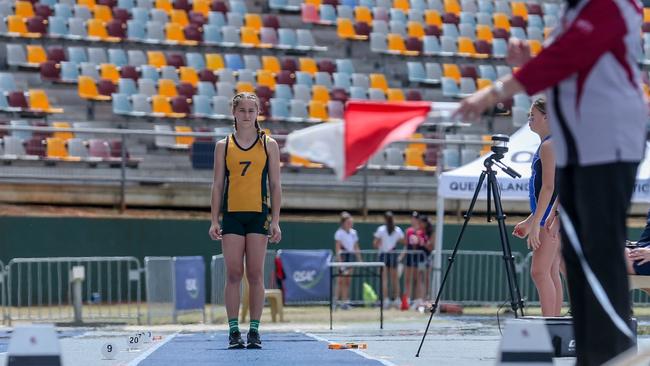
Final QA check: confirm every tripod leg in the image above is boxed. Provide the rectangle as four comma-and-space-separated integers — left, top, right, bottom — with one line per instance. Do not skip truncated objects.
489, 171, 526, 317
415, 170, 488, 357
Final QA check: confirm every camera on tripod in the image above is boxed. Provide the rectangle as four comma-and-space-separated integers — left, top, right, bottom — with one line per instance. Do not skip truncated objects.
491, 134, 509, 156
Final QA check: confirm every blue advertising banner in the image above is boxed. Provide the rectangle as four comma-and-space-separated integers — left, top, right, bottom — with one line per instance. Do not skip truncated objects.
174, 256, 205, 311
279, 250, 331, 302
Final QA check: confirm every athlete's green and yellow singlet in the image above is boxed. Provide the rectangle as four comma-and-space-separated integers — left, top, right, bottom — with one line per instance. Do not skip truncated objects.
222, 133, 269, 213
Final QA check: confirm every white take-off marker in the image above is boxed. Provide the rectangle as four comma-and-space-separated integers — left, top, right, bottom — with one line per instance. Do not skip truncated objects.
497, 319, 554, 365
101, 342, 117, 360
6, 324, 62, 366
126, 333, 142, 352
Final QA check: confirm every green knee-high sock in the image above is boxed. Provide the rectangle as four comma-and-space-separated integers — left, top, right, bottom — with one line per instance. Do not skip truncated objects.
228, 318, 239, 334
249, 319, 260, 332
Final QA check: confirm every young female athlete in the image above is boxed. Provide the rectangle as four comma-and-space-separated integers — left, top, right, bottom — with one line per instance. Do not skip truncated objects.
209, 92, 282, 349
513, 98, 563, 316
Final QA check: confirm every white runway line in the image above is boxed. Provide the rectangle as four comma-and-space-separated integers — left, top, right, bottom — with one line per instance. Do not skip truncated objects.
301, 331, 398, 366
126, 331, 179, 366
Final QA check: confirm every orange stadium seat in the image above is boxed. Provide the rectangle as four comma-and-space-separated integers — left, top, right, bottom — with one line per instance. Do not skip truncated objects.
15, 1, 35, 18
174, 126, 194, 146
236, 81, 255, 93
94, 5, 112, 22
193, 0, 211, 15
493, 13, 510, 31
158, 79, 178, 97
52, 122, 74, 140
425, 10, 442, 27
393, 0, 410, 11
443, 63, 461, 82
152, 95, 185, 118
7, 15, 40, 38
387, 88, 405, 101
312, 85, 330, 103
257, 70, 276, 90
78, 76, 112, 101
205, 54, 225, 71
444, 0, 461, 16
155, 0, 173, 13
166, 23, 198, 45
369, 73, 389, 92
26, 45, 47, 67
245, 14, 263, 32
477, 78, 492, 90
476, 25, 493, 43
387, 33, 407, 54
170, 10, 189, 27
407, 21, 425, 39
147, 51, 167, 68
299, 57, 318, 75
180, 67, 199, 87
511, 2, 528, 20
29, 89, 64, 113
308, 100, 328, 120
78, 0, 97, 9
529, 39, 542, 56
457, 37, 478, 57
240, 26, 262, 47
46, 137, 68, 159
262, 56, 281, 73
100, 64, 120, 84
355, 6, 372, 24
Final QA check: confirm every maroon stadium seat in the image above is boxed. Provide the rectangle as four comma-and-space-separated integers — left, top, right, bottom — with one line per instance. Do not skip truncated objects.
40, 61, 61, 82
174, 0, 191, 11
424, 146, 438, 166
112, 8, 130, 23
47, 46, 66, 63
97, 79, 117, 96
322, 0, 338, 6
25, 138, 45, 157
166, 53, 185, 68
8, 92, 29, 110
643, 22, 650, 33
171, 96, 191, 115
89, 139, 111, 159
255, 85, 273, 100
276, 70, 295, 86
106, 19, 126, 38
98, 0, 117, 7
210, 0, 228, 13
34, 4, 52, 18
353, 21, 371, 37
405, 89, 422, 101
188, 11, 206, 25
199, 69, 217, 83
460, 64, 478, 80
177, 82, 196, 98
26, 16, 47, 34
330, 88, 348, 103
317, 59, 336, 74
492, 28, 509, 39
474, 40, 491, 57
281, 58, 298, 73
527, 3, 542, 16
425, 24, 441, 37
405, 37, 422, 53
120, 65, 139, 80
262, 14, 280, 30
184, 24, 203, 42
510, 16, 526, 28
441, 12, 459, 24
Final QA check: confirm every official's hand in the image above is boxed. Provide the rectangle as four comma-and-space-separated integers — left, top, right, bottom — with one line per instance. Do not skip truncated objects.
453, 87, 497, 122
268, 222, 282, 244
506, 38, 532, 67
209, 222, 222, 241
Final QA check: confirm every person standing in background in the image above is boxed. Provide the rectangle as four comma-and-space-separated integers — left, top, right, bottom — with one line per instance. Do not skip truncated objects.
373, 211, 405, 309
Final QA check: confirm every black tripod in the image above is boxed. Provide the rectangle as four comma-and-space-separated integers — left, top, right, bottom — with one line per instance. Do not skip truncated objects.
416, 151, 526, 357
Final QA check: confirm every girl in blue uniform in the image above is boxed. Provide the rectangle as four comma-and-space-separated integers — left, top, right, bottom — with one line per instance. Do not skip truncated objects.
513, 98, 563, 316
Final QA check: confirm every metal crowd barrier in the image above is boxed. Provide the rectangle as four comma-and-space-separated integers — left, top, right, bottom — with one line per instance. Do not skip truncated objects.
210, 250, 277, 323
5, 257, 142, 325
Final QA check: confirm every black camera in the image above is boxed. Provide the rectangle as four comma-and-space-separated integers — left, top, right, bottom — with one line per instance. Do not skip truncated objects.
491, 134, 509, 155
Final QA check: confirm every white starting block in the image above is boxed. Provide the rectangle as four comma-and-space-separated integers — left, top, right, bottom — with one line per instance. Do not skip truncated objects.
126, 333, 142, 351
497, 318, 554, 365
6, 324, 62, 366
100, 342, 117, 360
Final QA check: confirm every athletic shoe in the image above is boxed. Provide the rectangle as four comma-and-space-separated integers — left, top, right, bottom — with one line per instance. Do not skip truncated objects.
382, 298, 392, 309
228, 330, 245, 349
246, 330, 262, 349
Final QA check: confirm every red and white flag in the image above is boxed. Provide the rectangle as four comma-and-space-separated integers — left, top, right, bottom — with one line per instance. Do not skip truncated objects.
285, 101, 432, 180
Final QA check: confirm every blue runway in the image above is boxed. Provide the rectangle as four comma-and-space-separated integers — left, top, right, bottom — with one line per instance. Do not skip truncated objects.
138, 332, 388, 366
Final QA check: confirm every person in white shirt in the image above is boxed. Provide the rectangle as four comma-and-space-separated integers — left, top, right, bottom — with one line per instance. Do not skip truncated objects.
334, 211, 362, 309
373, 211, 405, 309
